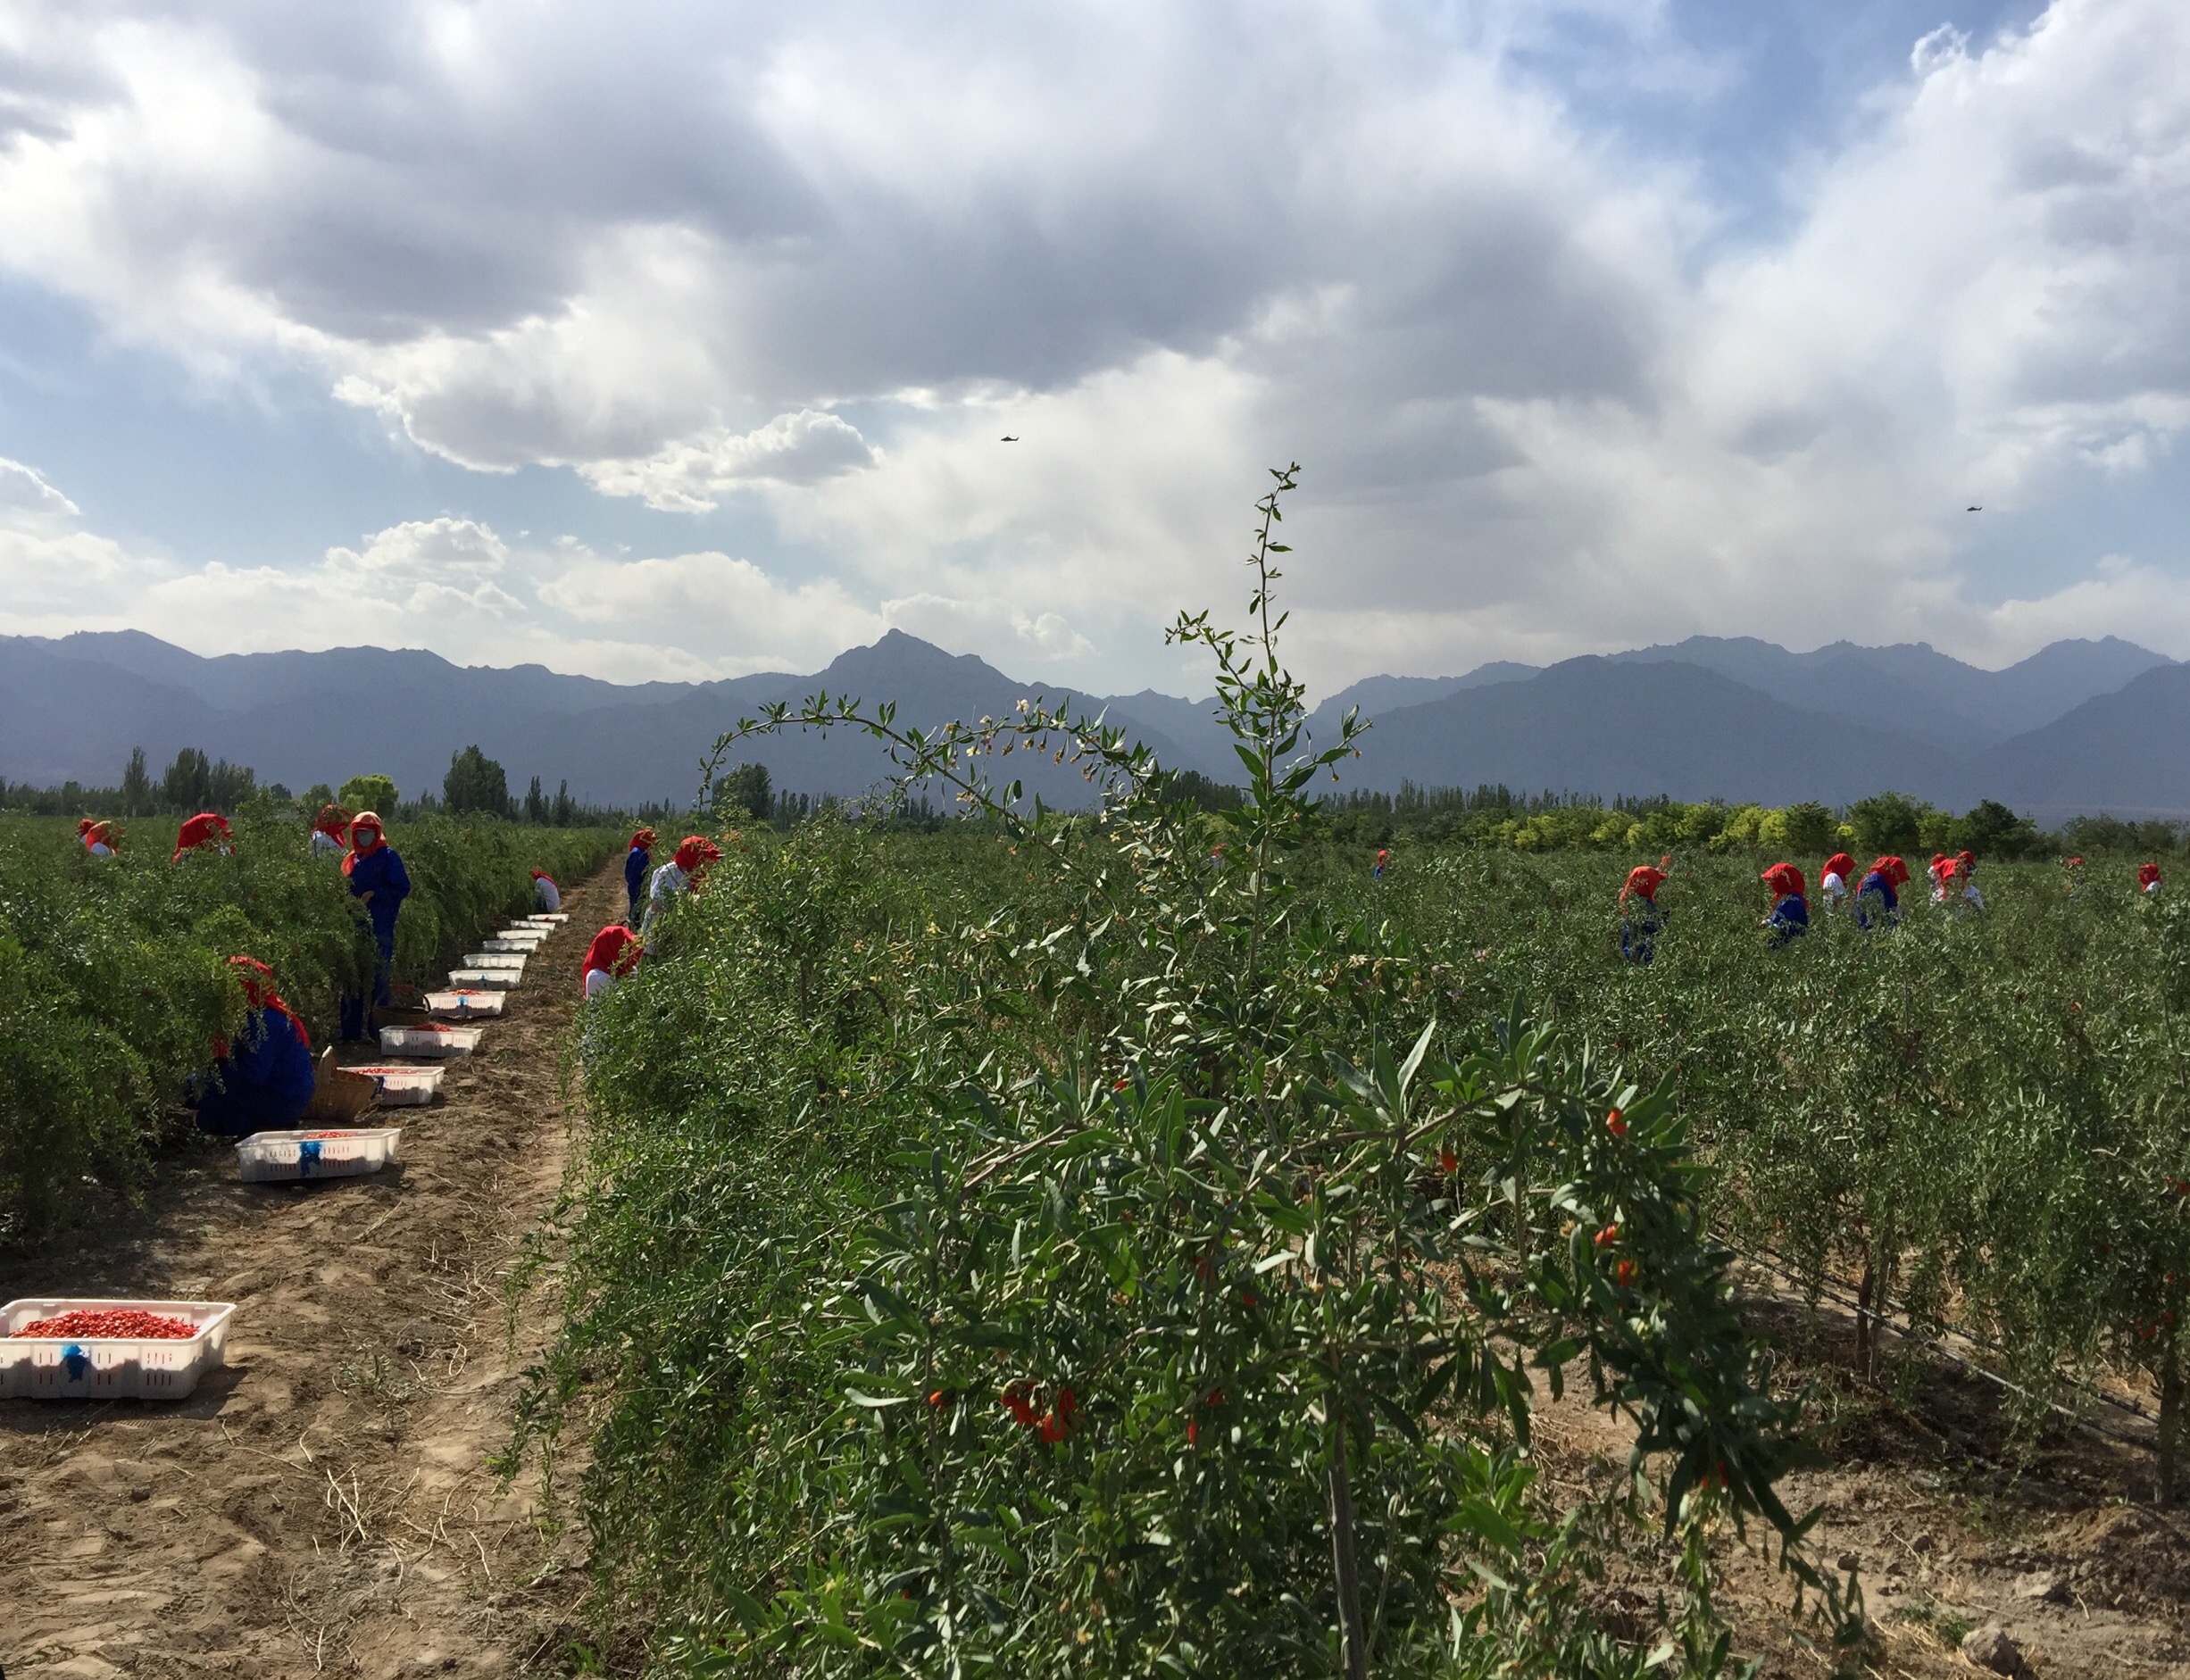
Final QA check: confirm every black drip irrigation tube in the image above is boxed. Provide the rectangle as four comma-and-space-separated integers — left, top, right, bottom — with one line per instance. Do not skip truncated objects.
1720, 1235, 2160, 1458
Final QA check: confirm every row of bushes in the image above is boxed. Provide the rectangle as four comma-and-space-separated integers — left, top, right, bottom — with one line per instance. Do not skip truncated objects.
0, 812, 617, 1244
1322, 846, 2190, 1465
521, 485, 1850, 1675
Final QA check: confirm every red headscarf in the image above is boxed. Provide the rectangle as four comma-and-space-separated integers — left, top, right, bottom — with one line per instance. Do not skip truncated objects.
672, 835, 720, 875
343, 811, 386, 876
315, 803, 351, 844
1928, 852, 1950, 882
1822, 852, 1856, 882
220, 955, 310, 1057
2140, 862, 2162, 890
1761, 862, 1805, 901
1957, 850, 1975, 869
581, 925, 642, 983
530, 869, 554, 884
1621, 865, 1668, 903
79, 819, 113, 851
1870, 856, 1911, 888
630, 827, 657, 852
172, 811, 232, 861
2065, 856, 2084, 868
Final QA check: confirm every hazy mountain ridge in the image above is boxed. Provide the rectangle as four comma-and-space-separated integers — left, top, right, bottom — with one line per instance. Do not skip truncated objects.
0, 628, 2178, 817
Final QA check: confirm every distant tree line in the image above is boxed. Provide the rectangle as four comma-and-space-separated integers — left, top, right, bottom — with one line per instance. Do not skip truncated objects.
1317, 780, 2166, 857
6, 744, 2181, 858
0, 744, 629, 828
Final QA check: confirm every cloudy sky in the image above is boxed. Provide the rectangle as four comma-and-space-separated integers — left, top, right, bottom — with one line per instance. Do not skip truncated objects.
1, 0, 2184, 697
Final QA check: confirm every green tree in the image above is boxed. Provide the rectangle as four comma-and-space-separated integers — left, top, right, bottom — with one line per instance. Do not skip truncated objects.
524, 774, 548, 824
2062, 813, 2181, 856
207, 757, 256, 811
1953, 798, 2039, 860
1782, 800, 1837, 854
337, 773, 399, 814
552, 779, 576, 826
160, 748, 212, 813
712, 760, 772, 824
1848, 789, 1925, 855
442, 745, 511, 818
119, 747, 153, 817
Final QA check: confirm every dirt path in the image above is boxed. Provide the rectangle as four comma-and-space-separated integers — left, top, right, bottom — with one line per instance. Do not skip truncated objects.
0, 863, 617, 1678
1535, 1285, 2190, 1678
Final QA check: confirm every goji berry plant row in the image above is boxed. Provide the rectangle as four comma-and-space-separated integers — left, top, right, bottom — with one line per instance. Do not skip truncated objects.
0, 810, 616, 1243
519, 475, 1866, 1677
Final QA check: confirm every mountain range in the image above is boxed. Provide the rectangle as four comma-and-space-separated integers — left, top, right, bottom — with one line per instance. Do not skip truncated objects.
1, 628, 2182, 822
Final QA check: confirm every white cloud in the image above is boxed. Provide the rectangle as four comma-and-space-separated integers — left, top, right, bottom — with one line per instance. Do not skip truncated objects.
331, 517, 510, 578
0, 473, 883, 682
882, 593, 1095, 663
579, 410, 879, 511
0, 456, 79, 522
1969, 555, 2190, 663
0, 0, 2186, 694
537, 544, 884, 672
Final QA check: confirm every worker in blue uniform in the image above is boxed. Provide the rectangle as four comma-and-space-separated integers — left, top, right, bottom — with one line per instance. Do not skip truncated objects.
194, 957, 316, 1135
1761, 861, 1809, 946
340, 811, 411, 1038
625, 826, 657, 927
1856, 856, 1906, 930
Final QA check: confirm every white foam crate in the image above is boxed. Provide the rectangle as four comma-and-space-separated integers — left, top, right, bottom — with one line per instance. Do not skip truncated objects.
462, 952, 527, 970
379, 1023, 484, 1056
494, 927, 551, 943
422, 989, 506, 1019
237, 1125, 404, 1179
477, 937, 542, 953
1, 1298, 237, 1400
339, 1064, 445, 1105
446, 968, 519, 989
523, 913, 569, 924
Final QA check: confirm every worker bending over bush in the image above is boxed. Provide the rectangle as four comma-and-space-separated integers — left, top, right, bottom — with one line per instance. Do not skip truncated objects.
193, 957, 315, 1135
172, 811, 232, 861
582, 924, 642, 999
645, 835, 720, 931
1761, 862, 1808, 946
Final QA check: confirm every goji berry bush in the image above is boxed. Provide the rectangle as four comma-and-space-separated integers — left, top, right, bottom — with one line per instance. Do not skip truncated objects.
1334, 844, 2190, 1497
520, 476, 1860, 1676
0, 809, 615, 1243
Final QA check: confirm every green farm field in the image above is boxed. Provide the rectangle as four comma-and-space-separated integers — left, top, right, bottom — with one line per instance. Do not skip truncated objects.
0, 809, 619, 1243
526, 818, 2189, 1676
511, 500, 2190, 1676
8, 511, 2189, 1676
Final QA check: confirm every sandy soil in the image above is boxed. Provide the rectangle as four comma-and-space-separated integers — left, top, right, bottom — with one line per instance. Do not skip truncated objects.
0, 863, 620, 1679
1536, 1285, 2190, 1678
